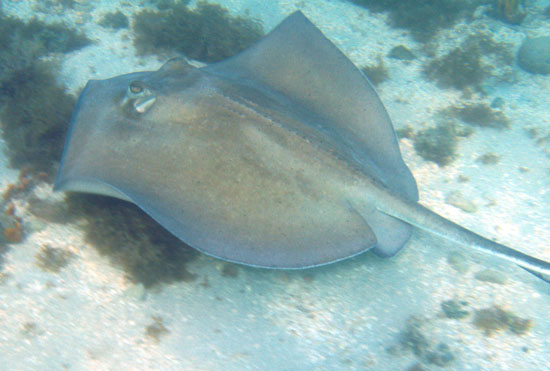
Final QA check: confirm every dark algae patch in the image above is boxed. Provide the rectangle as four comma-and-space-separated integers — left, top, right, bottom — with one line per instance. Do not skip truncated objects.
98, 11, 129, 29
396, 125, 415, 139
488, 0, 526, 24
473, 305, 533, 335
0, 14, 90, 56
221, 263, 239, 278
66, 194, 198, 288
388, 316, 456, 367
361, 57, 389, 86
412, 101, 509, 165
350, 0, 476, 42
441, 299, 470, 319
10, 18, 90, 53
0, 170, 44, 257
0, 62, 75, 174
145, 316, 169, 343
0, 11, 90, 175
406, 114, 473, 166
452, 103, 510, 129
424, 47, 485, 91
423, 34, 514, 91
397, 317, 430, 357
476, 153, 501, 165
35, 245, 74, 273
413, 122, 459, 166
133, 1, 264, 63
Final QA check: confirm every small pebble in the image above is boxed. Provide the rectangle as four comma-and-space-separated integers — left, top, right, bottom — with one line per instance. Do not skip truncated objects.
446, 191, 478, 213
517, 37, 550, 75
475, 269, 507, 285
447, 251, 470, 273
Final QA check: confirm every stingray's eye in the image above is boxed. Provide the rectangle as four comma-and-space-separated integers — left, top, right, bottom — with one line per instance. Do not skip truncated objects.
121, 80, 156, 114
129, 80, 144, 94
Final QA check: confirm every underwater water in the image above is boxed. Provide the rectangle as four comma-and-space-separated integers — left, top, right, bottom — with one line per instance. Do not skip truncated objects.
0, 0, 549, 370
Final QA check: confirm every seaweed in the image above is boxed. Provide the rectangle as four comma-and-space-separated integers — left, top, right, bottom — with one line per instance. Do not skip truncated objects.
488, 0, 526, 24
0, 12, 90, 175
398, 317, 430, 357
59, 0, 76, 8
66, 194, 198, 288
133, 1, 263, 63
145, 316, 169, 343
476, 153, 500, 165
2, 214, 23, 243
361, 57, 390, 86
350, 0, 476, 42
413, 121, 459, 166
98, 11, 129, 30
16, 18, 91, 53
388, 316, 456, 367
423, 45, 488, 91
0, 15, 90, 56
396, 125, 415, 139
0, 61, 75, 174
35, 245, 74, 273
451, 103, 510, 129
473, 305, 532, 335
423, 33, 514, 91
151, 0, 190, 10
221, 263, 239, 278
441, 299, 470, 319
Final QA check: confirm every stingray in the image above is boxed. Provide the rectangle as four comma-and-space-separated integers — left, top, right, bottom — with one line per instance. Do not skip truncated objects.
54, 11, 550, 281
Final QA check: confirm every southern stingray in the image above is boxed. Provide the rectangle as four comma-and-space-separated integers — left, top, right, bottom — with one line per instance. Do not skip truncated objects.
55, 11, 550, 281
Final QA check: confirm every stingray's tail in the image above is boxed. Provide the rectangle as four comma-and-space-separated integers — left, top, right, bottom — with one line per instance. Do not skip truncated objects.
376, 196, 550, 284
520, 267, 550, 284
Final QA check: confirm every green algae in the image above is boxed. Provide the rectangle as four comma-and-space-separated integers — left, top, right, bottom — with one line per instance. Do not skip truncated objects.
413, 122, 459, 166
423, 33, 514, 91
66, 194, 198, 288
441, 299, 470, 319
389, 316, 456, 367
361, 57, 390, 86
145, 316, 169, 343
350, 0, 474, 42
452, 103, 510, 129
35, 245, 74, 273
0, 11, 90, 174
473, 305, 532, 335
133, 1, 263, 63
221, 263, 239, 278
98, 11, 129, 29
489, 0, 526, 24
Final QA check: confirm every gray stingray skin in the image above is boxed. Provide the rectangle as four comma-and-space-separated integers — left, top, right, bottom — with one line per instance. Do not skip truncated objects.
55, 12, 550, 280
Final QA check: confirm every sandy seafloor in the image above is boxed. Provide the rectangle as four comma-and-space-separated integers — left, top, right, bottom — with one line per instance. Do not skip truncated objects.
0, 0, 549, 370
